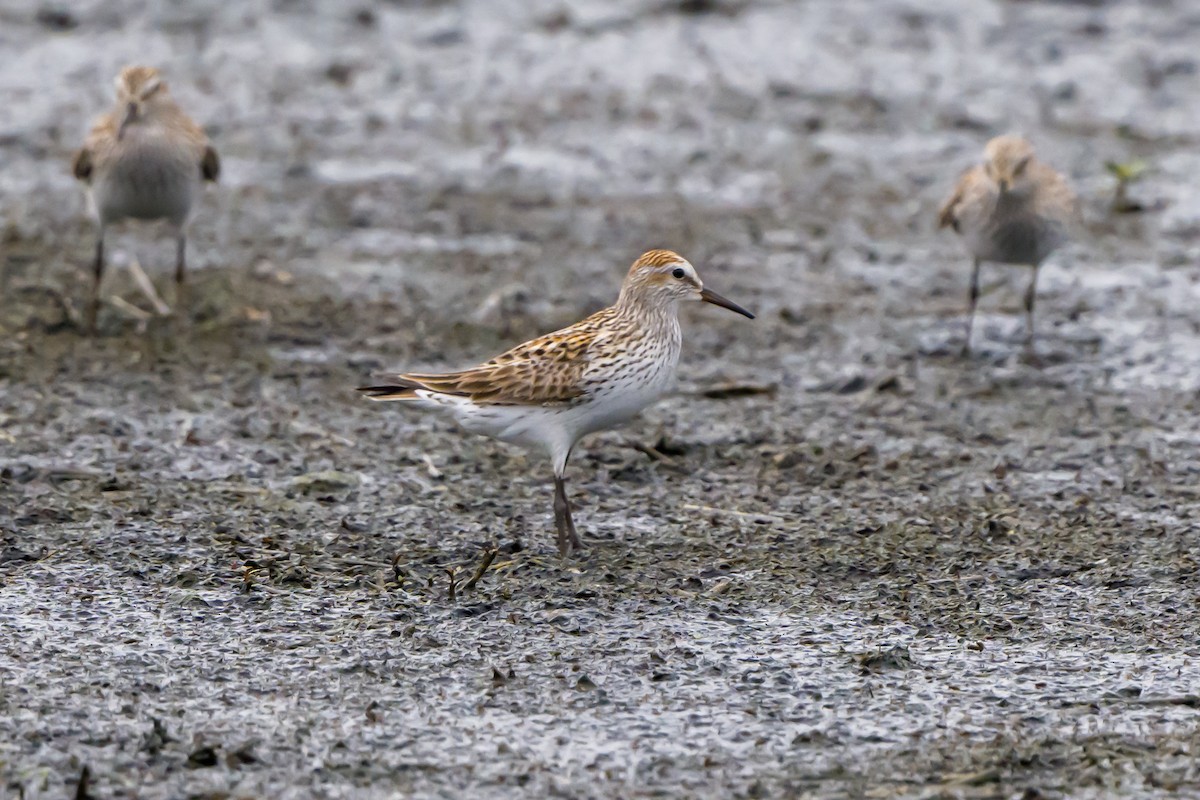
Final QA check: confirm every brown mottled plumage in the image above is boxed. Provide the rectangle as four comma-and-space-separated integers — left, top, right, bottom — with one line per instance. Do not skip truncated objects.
938, 135, 1079, 354
360, 249, 755, 557
73, 65, 219, 332
371, 316, 597, 405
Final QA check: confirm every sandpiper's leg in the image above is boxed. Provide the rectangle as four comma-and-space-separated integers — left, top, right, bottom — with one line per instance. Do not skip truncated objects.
86, 230, 105, 334
960, 258, 981, 356
1023, 265, 1040, 346
563, 485, 581, 553
175, 231, 188, 310
553, 474, 582, 557
553, 475, 571, 557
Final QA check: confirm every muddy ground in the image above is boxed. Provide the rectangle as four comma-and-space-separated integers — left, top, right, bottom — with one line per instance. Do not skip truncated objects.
2, 0, 1200, 797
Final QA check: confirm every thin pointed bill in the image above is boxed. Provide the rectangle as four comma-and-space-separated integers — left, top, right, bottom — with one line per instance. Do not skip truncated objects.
700, 287, 755, 319
118, 102, 137, 140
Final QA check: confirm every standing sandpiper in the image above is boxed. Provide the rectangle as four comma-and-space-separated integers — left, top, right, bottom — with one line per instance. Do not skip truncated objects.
937, 135, 1079, 355
72, 65, 220, 332
359, 249, 755, 557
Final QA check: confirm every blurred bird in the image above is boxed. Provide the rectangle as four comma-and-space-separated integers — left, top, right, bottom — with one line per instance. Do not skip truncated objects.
937, 135, 1079, 354
359, 249, 755, 557
72, 65, 220, 332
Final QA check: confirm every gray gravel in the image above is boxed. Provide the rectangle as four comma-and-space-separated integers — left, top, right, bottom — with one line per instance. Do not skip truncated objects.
2, 0, 1200, 797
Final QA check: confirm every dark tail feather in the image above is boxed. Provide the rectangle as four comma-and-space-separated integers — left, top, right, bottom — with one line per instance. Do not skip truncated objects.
357, 375, 427, 400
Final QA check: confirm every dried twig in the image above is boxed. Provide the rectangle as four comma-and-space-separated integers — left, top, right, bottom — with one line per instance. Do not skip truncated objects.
12, 282, 82, 327
421, 453, 443, 479
109, 295, 153, 321
1089, 694, 1200, 709
682, 503, 787, 523
699, 383, 776, 399
127, 257, 171, 315
1130, 695, 1200, 708
625, 439, 674, 463
462, 548, 498, 591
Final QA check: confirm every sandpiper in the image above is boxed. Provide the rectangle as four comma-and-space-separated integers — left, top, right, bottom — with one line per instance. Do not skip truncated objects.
937, 135, 1078, 354
359, 249, 755, 557
72, 65, 220, 332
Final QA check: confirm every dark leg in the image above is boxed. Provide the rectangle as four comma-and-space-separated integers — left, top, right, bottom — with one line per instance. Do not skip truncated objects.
174, 232, 188, 319
1023, 265, 1040, 346
565, 486, 581, 552
86, 232, 105, 334
553, 475, 569, 557
553, 474, 582, 557
960, 258, 981, 356
175, 233, 187, 287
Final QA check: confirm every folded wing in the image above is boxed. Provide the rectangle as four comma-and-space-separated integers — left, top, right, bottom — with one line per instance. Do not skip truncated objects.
359, 314, 608, 405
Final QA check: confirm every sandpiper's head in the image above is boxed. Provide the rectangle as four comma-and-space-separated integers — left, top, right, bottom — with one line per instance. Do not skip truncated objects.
983, 135, 1036, 195
620, 249, 754, 319
114, 65, 169, 139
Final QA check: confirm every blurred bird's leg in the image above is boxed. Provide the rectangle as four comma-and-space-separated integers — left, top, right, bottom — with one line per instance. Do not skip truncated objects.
85, 228, 105, 334
961, 258, 981, 356
174, 229, 188, 316
1023, 265, 1040, 347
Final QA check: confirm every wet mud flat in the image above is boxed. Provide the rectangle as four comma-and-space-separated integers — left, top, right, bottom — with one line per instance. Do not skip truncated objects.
2, 0, 1200, 797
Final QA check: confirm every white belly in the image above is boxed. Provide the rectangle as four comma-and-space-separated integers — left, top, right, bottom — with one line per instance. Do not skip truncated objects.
972, 218, 1064, 266
411, 319, 682, 470
93, 137, 200, 226
574, 370, 674, 437
413, 352, 677, 465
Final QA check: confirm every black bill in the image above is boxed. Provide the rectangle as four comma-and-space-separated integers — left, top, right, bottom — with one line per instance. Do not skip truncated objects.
700, 287, 755, 319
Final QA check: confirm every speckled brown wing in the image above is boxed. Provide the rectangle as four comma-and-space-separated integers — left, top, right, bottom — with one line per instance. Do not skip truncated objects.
201, 145, 220, 182
363, 309, 617, 405
157, 106, 219, 181
1030, 161, 1081, 228
72, 114, 118, 183
937, 165, 993, 233
71, 147, 93, 181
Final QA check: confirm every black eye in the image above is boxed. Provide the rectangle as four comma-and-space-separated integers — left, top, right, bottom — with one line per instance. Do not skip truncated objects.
672, 268, 685, 279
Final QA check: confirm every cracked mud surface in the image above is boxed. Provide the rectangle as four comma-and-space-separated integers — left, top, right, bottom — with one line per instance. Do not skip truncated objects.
2, 0, 1199, 797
